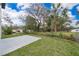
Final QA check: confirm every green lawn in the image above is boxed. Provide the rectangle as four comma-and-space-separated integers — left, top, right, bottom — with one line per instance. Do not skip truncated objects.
5, 32, 79, 56
1, 33, 26, 39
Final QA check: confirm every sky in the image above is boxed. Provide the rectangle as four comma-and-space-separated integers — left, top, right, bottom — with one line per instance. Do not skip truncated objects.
7, 3, 51, 11
1, 3, 79, 27
70, 4, 79, 19
7, 3, 79, 20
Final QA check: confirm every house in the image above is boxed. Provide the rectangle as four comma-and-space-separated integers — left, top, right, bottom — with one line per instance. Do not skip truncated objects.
71, 29, 79, 32
12, 29, 23, 33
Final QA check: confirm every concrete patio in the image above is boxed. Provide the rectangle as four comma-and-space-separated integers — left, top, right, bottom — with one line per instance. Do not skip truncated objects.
0, 35, 40, 56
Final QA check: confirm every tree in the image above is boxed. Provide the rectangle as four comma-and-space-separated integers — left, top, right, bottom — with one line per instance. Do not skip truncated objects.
1, 9, 13, 35
50, 3, 69, 32
1, 17, 13, 35
2, 26, 12, 35
18, 15, 37, 32
26, 15, 37, 31
26, 4, 50, 31
45, 16, 52, 31
50, 3, 62, 32
1, 9, 13, 26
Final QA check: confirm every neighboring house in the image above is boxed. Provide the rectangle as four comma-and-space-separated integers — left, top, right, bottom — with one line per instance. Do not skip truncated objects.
71, 29, 79, 32
12, 29, 23, 33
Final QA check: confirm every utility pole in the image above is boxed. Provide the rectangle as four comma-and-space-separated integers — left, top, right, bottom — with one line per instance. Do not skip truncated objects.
0, 3, 6, 39
1, 3, 6, 9
0, 3, 1, 39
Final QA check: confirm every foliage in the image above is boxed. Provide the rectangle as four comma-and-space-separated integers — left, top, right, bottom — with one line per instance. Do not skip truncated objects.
26, 4, 50, 31
16, 3, 72, 32
22, 15, 37, 33
26, 16, 37, 31
2, 26, 12, 35
49, 3, 71, 32
1, 33, 25, 39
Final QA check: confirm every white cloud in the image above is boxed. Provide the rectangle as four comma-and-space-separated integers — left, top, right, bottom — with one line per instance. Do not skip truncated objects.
70, 20, 79, 27
67, 11, 78, 27
67, 11, 75, 18
61, 3, 78, 9
2, 5, 19, 18
66, 10, 78, 27
17, 3, 31, 10
1, 5, 28, 26
18, 11, 28, 16
76, 6, 79, 11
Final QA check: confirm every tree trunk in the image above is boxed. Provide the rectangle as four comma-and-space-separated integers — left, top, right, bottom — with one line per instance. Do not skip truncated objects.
54, 25, 57, 32
51, 24, 53, 32
37, 23, 40, 32
51, 20, 53, 32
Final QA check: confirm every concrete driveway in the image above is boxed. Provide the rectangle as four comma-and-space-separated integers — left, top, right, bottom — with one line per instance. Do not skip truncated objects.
0, 35, 40, 56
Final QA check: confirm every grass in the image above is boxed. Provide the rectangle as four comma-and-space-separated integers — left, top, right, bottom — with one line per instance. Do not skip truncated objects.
1, 33, 26, 39
5, 32, 79, 56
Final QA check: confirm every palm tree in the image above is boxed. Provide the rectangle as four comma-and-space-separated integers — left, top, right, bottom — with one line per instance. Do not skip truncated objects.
50, 3, 69, 32
51, 3, 62, 32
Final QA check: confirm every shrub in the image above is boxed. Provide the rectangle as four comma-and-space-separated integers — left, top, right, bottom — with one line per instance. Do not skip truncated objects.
72, 33, 79, 42
58, 32, 75, 41
3, 26, 12, 35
